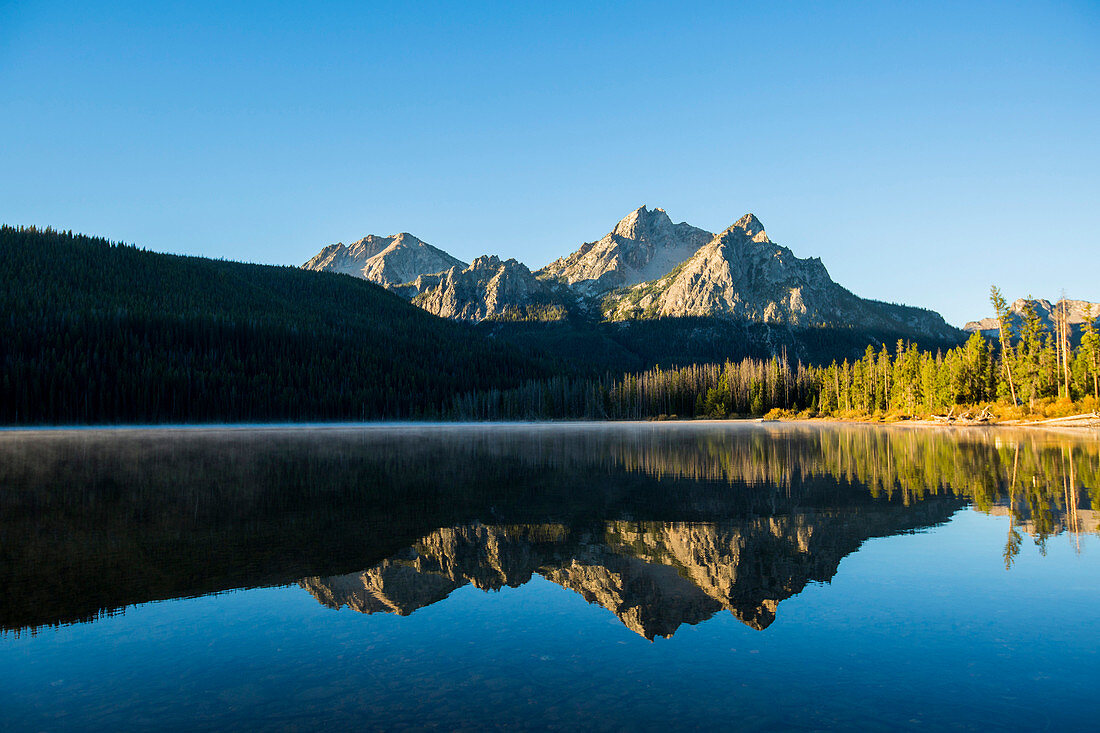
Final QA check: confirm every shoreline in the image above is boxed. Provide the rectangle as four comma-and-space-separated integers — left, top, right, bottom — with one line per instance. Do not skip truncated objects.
781, 414, 1100, 431
0, 416, 1096, 436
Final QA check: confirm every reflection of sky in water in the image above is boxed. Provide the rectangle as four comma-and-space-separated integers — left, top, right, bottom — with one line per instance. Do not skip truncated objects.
0, 424, 1097, 730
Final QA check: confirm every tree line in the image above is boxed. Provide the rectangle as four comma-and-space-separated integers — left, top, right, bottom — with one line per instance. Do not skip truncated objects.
448, 287, 1100, 420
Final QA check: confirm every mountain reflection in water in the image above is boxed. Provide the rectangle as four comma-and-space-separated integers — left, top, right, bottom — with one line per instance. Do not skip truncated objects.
0, 422, 1096, 637
300, 511, 955, 639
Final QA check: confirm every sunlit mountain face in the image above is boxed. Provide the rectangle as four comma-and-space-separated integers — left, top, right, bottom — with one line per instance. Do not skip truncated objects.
1, 423, 1093, 637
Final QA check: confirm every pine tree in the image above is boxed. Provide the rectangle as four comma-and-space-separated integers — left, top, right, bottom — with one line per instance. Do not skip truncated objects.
1056, 296, 1072, 399
1081, 303, 1100, 400
1019, 296, 1046, 408
877, 344, 892, 412
989, 285, 1018, 406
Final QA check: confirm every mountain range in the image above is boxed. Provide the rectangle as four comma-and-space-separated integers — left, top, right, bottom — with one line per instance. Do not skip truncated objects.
303, 206, 960, 345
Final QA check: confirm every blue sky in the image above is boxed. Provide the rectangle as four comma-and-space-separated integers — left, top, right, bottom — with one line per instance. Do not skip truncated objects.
2, 1, 1097, 326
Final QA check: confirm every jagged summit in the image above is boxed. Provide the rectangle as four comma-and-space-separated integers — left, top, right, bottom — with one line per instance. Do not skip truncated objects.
302, 231, 464, 288
537, 205, 714, 294
469, 254, 505, 269
611, 205, 670, 237
724, 212, 769, 242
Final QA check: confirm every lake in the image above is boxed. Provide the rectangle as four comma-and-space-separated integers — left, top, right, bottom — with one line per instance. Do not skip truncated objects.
1, 422, 1097, 731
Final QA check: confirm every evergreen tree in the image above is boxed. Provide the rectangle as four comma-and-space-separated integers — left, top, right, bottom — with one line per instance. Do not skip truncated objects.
989, 285, 1018, 406
1081, 304, 1100, 400
1018, 296, 1046, 407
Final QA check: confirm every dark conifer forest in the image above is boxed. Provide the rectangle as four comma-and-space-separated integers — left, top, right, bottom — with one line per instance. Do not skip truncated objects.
0, 226, 545, 423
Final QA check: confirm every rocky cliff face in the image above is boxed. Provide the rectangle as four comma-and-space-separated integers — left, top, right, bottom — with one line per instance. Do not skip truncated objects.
300, 499, 956, 639
302, 232, 465, 288
601, 213, 958, 339
537, 206, 714, 295
408, 255, 568, 322
965, 297, 1100, 335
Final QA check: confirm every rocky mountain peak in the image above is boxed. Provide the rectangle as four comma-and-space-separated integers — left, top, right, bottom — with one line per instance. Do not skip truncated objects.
537, 205, 714, 294
470, 254, 504, 270
611, 205, 674, 239
345, 233, 415, 260
724, 213, 769, 243
301, 231, 465, 288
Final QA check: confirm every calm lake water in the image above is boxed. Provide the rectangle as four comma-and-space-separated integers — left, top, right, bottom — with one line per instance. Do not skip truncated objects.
1, 422, 1097, 731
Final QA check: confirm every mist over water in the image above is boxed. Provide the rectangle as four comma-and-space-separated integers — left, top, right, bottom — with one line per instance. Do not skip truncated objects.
1, 423, 1097, 729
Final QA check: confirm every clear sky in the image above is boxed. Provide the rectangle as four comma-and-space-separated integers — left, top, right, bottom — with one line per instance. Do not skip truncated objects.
2, 1, 1097, 326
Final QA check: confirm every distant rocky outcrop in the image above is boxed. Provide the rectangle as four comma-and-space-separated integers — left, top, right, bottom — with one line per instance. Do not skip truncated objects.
964, 298, 1099, 336
407, 255, 568, 322
600, 214, 958, 338
302, 232, 465, 288
537, 205, 714, 295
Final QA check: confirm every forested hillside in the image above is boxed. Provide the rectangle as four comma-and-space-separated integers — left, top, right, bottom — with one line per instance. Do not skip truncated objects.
0, 226, 544, 424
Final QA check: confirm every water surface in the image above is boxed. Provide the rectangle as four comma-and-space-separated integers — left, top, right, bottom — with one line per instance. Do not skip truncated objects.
1, 422, 1097, 730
